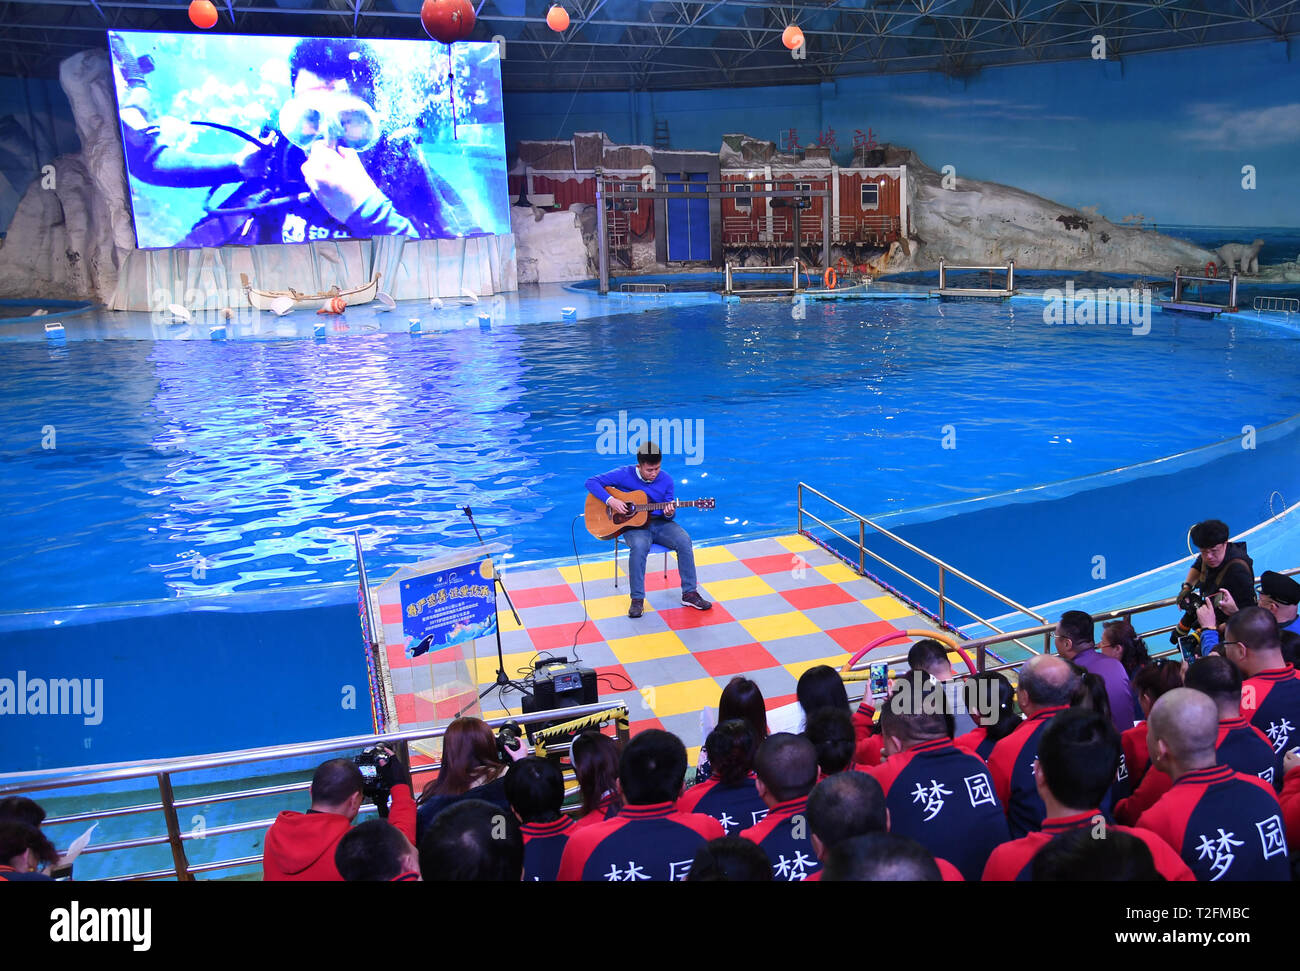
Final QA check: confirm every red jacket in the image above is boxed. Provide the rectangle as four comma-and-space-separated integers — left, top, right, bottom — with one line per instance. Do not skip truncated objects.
262, 784, 416, 881
1282, 768, 1300, 849
1121, 722, 1150, 789
851, 700, 884, 767
981, 809, 1194, 882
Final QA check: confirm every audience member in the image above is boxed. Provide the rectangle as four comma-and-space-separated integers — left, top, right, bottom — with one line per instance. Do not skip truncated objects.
982, 709, 1192, 881
1172, 519, 1256, 640
0, 822, 58, 881
907, 638, 977, 735
1135, 688, 1289, 880
954, 672, 1021, 761
1122, 660, 1184, 788
1031, 828, 1162, 882
796, 664, 850, 726
1258, 571, 1300, 635
415, 717, 514, 843
1101, 619, 1151, 679
1055, 610, 1135, 733
1281, 748, 1300, 849
806, 706, 858, 776
697, 676, 770, 782
570, 730, 623, 829
677, 719, 768, 835
334, 819, 420, 881
1117, 654, 1281, 826
822, 832, 942, 882
739, 732, 822, 881
1280, 629, 1300, 668
863, 673, 1009, 879
557, 730, 723, 881
418, 799, 523, 881
1070, 667, 1113, 730
263, 750, 415, 881
686, 836, 774, 881
505, 756, 575, 881
988, 654, 1080, 838
0, 796, 46, 830
1216, 606, 1300, 758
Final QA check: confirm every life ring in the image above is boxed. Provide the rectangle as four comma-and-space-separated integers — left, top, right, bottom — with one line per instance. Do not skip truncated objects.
841, 628, 978, 678
823, 267, 837, 290
1205, 261, 1218, 278
836, 256, 850, 276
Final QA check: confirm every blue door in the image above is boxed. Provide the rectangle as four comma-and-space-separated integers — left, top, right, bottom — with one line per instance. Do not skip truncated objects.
666, 172, 710, 262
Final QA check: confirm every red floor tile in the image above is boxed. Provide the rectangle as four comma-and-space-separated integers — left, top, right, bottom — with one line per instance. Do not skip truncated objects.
765, 693, 798, 711
742, 552, 802, 576
644, 568, 682, 592
394, 694, 417, 724
824, 620, 903, 655
527, 620, 606, 652
657, 601, 736, 630
593, 664, 639, 698
694, 642, 781, 678
509, 583, 580, 609
779, 583, 857, 611
628, 717, 665, 736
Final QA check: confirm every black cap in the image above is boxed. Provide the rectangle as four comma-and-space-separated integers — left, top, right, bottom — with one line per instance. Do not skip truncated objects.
1260, 571, 1300, 606
1190, 519, 1230, 549
635, 440, 662, 464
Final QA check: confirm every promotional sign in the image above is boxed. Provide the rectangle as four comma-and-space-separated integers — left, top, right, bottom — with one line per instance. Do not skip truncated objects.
398, 556, 498, 660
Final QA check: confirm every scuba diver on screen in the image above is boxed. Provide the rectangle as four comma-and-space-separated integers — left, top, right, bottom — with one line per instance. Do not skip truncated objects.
140, 37, 475, 246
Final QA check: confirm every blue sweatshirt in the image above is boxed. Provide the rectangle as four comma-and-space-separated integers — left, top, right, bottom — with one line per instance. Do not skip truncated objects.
585, 466, 676, 518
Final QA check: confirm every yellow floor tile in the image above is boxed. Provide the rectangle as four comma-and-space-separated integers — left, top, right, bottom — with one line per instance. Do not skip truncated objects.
558, 560, 620, 584
607, 630, 690, 664
582, 593, 655, 620
739, 610, 821, 643
693, 545, 738, 566
777, 534, 818, 553
701, 574, 777, 602
498, 608, 525, 633
784, 656, 850, 680
862, 595, 916, 621
473, 650, 540, 685
816, 561, 865, 584
686, 745, 702, 767
641, 678, 721, 718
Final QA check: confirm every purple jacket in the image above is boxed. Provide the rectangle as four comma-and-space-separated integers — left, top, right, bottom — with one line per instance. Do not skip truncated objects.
1073, 648, 1137, 734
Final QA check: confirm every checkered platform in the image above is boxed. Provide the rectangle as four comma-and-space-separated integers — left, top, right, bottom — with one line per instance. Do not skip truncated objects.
382, 533, 947, 765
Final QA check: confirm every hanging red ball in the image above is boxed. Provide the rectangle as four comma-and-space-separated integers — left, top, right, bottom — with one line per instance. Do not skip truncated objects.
188, 0, 219, 30
420, 0, 477, 44
782, 24, 805, 50
546, 5, 571, 31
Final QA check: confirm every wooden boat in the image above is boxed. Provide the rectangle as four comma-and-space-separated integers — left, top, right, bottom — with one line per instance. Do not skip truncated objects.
240, 272, 381, 312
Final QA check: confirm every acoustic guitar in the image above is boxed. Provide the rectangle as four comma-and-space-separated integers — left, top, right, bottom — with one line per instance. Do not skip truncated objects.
584, 487, 717, 540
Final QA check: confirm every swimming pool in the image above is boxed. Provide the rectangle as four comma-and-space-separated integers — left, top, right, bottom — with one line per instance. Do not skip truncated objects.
4, 296, 1300, 613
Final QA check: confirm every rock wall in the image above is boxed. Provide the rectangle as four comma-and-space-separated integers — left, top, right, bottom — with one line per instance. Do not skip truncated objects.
881, 146, 1217, 275
511, 205, 590, 283
0, 51, 129, 299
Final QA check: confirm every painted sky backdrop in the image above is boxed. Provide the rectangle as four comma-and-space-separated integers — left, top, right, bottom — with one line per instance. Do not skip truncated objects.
504, 39, 1300, 229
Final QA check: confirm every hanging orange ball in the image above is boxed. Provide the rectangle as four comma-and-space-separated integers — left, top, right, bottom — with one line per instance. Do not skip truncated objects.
420, 0, 477, 44
546, 5, 571, 31
188, 0, 219, 30
782, 24, 804, 50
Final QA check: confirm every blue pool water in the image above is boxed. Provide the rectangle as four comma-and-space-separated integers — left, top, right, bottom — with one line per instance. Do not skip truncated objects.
4, 298, 1300, 613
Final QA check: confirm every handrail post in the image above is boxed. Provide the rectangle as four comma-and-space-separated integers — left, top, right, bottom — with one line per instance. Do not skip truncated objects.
858, 519, 865, 574
157, 772, 193, 882
938, 566, 946, 626
977, 642, 986, 674
797, 482, 803, 535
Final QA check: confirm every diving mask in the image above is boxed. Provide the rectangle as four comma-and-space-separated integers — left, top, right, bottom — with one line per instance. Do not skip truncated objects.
278, 93, 381, 152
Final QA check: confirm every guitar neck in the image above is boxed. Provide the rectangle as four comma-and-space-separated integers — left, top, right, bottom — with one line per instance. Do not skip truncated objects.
636, 499, 705, 511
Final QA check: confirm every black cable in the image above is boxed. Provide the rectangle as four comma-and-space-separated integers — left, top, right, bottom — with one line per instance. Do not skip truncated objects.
569, 513, 592, 665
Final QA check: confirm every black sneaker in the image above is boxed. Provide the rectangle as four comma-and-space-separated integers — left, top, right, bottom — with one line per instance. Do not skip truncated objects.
681, 591, 712, 611
628, 599, 644, 619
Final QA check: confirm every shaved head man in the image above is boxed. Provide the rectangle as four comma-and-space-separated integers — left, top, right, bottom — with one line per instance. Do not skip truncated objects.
1223, 606, 1300, 757
987, 655, 1082, 838
1135, 688, 1289, 881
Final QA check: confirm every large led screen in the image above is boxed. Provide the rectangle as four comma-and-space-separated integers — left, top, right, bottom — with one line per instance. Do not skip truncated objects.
107, 31, 510, 248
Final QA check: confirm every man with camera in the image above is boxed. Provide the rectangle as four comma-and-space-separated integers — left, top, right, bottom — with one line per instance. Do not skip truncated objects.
1170, 519, 1256, 644
263, 745, 415, 881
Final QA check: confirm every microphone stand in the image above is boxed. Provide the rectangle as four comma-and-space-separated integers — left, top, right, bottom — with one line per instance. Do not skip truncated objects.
458, 505, 529, 715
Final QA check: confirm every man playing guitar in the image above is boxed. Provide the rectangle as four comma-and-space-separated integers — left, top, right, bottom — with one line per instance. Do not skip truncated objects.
585, 441, 713, 619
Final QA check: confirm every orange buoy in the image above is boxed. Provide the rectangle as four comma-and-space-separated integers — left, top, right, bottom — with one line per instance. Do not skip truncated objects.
317, 296, 348, 315
546, 5, 570, 30
823, 267, 837, 290
836, 256, 850, 276
1205, 261, 1218, 278
188, 0, 218, 29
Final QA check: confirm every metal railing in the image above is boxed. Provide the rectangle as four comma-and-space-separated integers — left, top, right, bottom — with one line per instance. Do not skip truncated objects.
797, 482, 1048, 655
1252, 295, 1300, 314
0, 701, 629, 882
723, 261, 800, 295
619, 282, 668, 294
936, 259, 1015, 296
1171, 266, 1239, 311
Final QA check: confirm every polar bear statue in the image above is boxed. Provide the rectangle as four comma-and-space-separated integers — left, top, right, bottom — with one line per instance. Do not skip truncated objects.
1215, 239, 1265, 275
